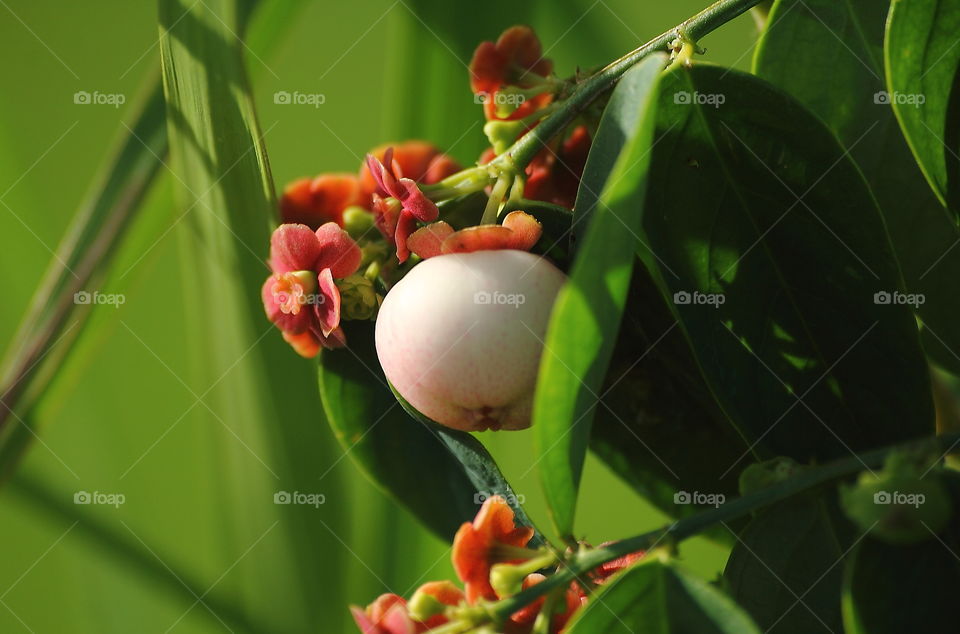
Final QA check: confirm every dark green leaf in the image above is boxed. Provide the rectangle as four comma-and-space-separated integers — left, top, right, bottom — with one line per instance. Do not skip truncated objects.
320, 321, 538, 541
754, 0, 960, 380
640, 64, 932, 462
724, 496, 845, 633
842, 472, 960, 634
566, 559, 761, 633
886, 0, 960, 213
532, 54, 666, 538
588, 265, 747, 543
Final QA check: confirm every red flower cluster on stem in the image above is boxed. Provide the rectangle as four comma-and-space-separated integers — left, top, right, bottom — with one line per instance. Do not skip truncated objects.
350, 496, 644, 633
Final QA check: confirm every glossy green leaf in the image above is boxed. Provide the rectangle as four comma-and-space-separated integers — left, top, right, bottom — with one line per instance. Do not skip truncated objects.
566, 559, 761, 633
724, 496, 845, 633
320, 321, 538, 541
388, 378, 544, 545
754, 0, 960, 380
886, 0, 960, 213
532, 54, 666, 538
640, 64, 932, 462
841, 469, 960, 632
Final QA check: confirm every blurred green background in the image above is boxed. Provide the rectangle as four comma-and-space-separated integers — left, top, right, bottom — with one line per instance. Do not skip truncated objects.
0, 1, 757, 631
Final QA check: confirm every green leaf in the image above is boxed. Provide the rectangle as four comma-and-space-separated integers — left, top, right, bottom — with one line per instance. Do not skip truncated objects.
640, 64, 932, 462
587, 265, 747, 542
886, 0, 960, 213
754, 0, 960, 382
566, 559, 761, 633
532, 54, 666, 539
320, 321, 540, 541
724, 496, 845, 633
842, 471, 960, 634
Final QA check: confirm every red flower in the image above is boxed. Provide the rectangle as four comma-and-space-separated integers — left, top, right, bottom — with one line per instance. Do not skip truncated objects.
406, 210, 542, 260
351, 582, 463, 634
591, 545, 645, 583
359, 141, 460, 199
280, 173, 367, 229
452, 496, 535, 602
508, 573, 585, 633
525, 125, 591, 209
262, 223, 361, 357
470, 26, 554, 121
365, 147, 446, 264
350, 594, 415, 634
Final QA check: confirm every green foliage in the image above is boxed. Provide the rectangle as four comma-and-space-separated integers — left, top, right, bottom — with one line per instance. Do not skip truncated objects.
533, 54, 667, 539
755, 0, 960, 380
566, 558, 762, 633
319, 321, 540, 541
885, 0, 960, 214
724, 496, 845, 632
639, 63, 932, 461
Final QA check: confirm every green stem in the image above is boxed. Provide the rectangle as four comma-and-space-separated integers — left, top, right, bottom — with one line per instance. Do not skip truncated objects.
488, 430, 960, 622
492, 0, 763, 171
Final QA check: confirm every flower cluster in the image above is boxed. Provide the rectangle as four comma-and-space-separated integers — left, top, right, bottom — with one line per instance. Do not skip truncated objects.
470, 27, 592, 210
351, 496, 644, 633
262, 25, 593, 358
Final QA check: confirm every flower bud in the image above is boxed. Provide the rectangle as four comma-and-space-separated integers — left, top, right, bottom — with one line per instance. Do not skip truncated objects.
337, 274, 379, 321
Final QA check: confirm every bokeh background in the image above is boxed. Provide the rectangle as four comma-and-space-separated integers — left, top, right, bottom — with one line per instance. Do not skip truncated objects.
0, 1, 757, 631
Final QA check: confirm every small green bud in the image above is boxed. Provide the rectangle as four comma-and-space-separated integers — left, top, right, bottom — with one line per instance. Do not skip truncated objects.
407, 589, 446, 622
840, 471, 952, 544
484, 120, 527, 154
337, 274, 379, 321
342, 205, 376, 241
739, 457, 801, 496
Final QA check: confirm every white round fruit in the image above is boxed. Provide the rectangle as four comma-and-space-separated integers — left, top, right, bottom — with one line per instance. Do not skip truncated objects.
376, 250, 566, 432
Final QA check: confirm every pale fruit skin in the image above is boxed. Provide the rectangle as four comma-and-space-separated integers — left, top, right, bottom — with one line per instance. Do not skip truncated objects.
376, 250, 566, 432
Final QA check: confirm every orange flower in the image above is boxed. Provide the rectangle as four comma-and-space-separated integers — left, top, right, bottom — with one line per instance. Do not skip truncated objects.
359, 141, 460, 199
469, 26, 554, 121
524, 125, 591, 210
508, 573, 585, 633
351, 582, 464, 634
406, 211, 542, 260
280, 173, 366, 229
452, 496, 535, 602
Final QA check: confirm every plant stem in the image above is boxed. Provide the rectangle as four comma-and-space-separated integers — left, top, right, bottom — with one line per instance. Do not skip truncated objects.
487, 430, 960, 622
493, 0, 764, 172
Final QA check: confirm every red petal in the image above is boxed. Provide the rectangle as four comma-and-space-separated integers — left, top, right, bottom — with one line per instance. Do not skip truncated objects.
314, 222, 362, 278
269, 223, 321, 273
314, 268, 342, 337
397, 178, 439, 222
281, 330, 321, 358
501, 210, 542, 250
469, 40, 507, 95
394, 211, 418, 264
350, 606, 379, 634
441, 225, 515, 254
407, 222, 455, 259
496, 25, 552, 83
